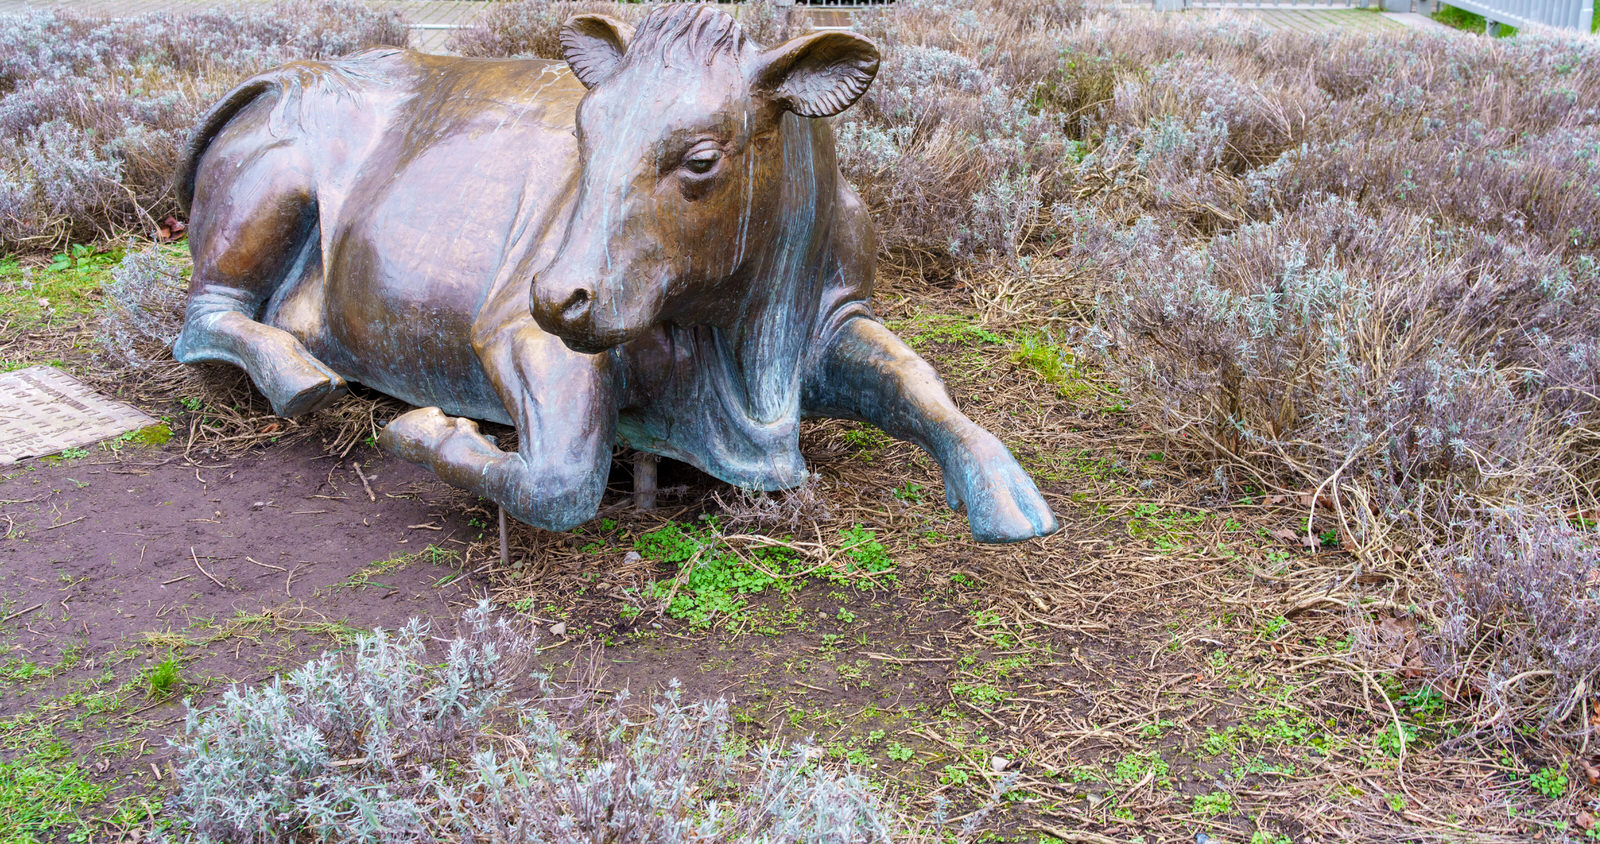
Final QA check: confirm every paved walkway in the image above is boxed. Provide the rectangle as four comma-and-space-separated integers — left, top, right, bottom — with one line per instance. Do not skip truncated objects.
1221, 8, 1409, 31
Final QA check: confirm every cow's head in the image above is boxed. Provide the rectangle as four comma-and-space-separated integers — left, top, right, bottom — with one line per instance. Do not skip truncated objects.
531, 5, 879, 354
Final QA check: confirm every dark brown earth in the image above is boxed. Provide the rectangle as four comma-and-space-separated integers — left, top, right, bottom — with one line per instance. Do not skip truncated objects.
0, 441, 486, 812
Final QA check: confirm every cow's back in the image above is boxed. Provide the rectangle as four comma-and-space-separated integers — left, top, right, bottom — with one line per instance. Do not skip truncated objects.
271, 52, 588, 422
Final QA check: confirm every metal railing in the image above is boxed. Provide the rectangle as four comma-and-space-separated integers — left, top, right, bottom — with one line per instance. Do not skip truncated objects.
1444, 0, 1593, 30
1153, 0, 1436, 9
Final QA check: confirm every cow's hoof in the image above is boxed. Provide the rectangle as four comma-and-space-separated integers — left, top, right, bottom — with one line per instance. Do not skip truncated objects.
267, 367, 348, 418
944, 435, 1059, 544
379, 407, 455, 465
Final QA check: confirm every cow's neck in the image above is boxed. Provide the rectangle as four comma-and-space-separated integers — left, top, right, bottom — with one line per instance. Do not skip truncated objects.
721, 114, 827, 427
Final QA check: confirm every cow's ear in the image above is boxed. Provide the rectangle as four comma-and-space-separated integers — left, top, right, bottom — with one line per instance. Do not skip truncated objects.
753, 31, 879, 118
561, 15, 631, 89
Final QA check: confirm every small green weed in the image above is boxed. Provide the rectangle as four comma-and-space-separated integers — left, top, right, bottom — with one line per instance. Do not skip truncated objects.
892, 482, 924, 503
951, 682, 1008, 707
45, 447, 89, 463
1529, 765, 1567, 799
1011, 330, 1094, 399
839, 525, 894, 581
1374, 722, 1417, 758
1192, 790, 1234, 816
939, 764, 972, 786
1137, 719, 1173, 739
1112, 751, 1168, 785
1127, 503, 1206, 552
1258, 615, 1290, 639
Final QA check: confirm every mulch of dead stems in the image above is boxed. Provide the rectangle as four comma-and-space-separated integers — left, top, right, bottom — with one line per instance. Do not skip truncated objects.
6, 254, 1585, 842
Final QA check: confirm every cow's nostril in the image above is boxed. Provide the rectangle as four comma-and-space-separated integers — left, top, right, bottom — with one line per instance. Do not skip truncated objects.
561, 288, 592, 321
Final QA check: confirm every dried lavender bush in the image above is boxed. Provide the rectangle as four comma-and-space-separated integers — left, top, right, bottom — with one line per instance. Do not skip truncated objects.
169, 602, 933, 844
0, 0, 407, 251
447, 0, 643, 59
447, 0, 807, 61
98, 244, 189, 371
713, 473, 838, 533
811, 1, 1600, 735
1428, 508, 1600, 737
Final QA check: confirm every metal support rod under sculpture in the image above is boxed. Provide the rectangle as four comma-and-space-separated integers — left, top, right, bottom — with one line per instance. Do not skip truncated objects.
171, 5, 1058, 544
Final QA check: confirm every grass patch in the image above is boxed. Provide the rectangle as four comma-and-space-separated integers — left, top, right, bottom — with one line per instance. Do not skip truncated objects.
332, 544, 460, 592
1433, 3, 1519, 35
0, 246, 122, 329
0, 733, 108, 843
140, 654, 182, 699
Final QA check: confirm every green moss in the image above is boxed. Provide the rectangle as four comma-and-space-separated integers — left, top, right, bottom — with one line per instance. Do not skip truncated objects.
126, 424, 172, 446
890, 312, 1004, 350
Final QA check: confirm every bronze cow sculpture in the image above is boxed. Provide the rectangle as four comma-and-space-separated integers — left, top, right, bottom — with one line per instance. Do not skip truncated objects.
173, 5, 1057, 543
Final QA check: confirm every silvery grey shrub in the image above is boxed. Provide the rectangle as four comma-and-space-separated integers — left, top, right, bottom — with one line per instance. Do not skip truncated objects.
168, 602, 931, 843
0, 1, 408, 250
99, 244, 188, 371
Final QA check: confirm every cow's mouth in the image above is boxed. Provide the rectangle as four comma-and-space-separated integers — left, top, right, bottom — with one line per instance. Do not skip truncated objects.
557, 331, 627, 356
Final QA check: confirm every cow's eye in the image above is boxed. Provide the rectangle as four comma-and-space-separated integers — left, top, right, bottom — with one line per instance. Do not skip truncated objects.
683, 149, 721, 175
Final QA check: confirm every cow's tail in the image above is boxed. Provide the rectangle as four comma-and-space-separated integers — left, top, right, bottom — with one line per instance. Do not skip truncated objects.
176, 77, 284, 216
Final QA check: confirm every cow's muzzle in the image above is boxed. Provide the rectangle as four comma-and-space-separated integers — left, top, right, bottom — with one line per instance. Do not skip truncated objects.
531, 276, 629, 355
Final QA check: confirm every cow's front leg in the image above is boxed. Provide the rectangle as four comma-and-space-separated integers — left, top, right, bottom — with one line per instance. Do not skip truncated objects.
379, 328, 615, 532
804, 317, 1058, 543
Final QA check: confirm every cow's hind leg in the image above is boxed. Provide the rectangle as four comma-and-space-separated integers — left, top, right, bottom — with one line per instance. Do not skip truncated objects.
172, 147, 346, 417
378, 326, 616, 531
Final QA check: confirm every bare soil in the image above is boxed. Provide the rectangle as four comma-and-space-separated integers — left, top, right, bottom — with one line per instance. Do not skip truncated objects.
0, 442, 485, 821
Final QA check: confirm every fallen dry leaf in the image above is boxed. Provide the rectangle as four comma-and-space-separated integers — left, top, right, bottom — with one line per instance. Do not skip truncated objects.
1297, 490, 1336, 509
1576, 810, 1595, 832
1270, 527, 1316, 548
1375, 616, 1423, 673
157, 215, 188, 242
